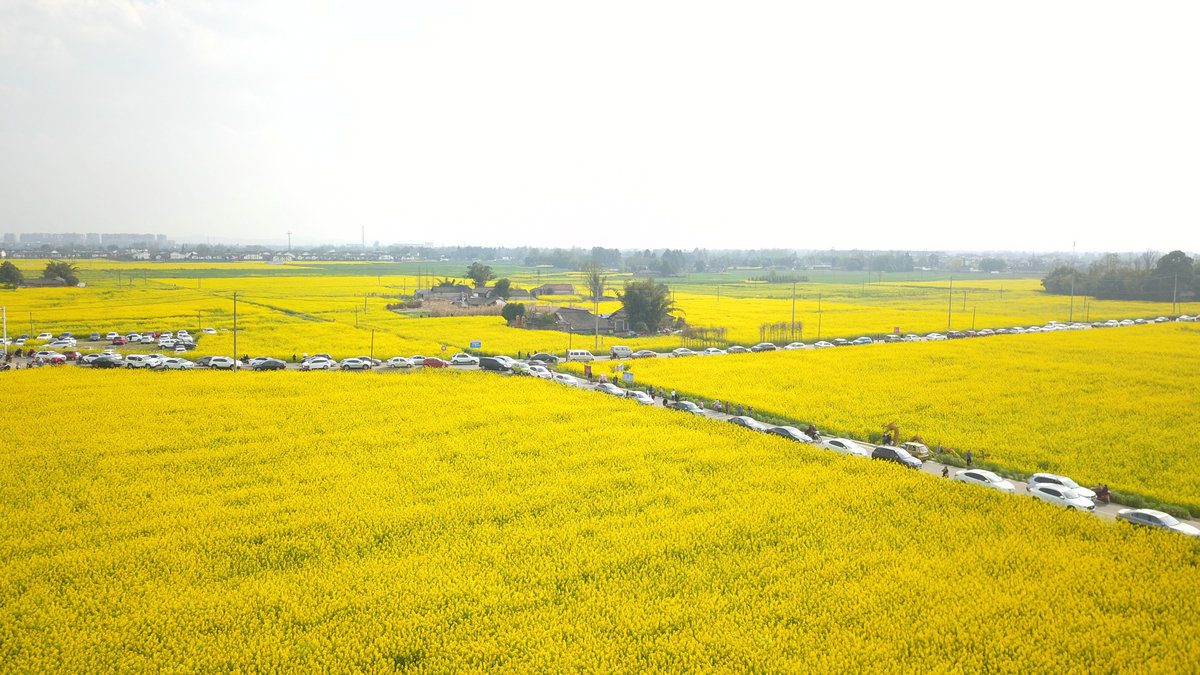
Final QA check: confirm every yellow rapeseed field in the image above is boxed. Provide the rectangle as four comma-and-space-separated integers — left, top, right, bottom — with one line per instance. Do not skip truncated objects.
568, 323, 1200, 510
1, 369, 1198, 671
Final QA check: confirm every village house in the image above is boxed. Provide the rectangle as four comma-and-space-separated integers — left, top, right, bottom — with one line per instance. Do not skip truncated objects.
532, 283, 575, 297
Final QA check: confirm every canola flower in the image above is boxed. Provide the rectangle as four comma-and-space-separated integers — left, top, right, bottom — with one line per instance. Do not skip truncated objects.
1, 369, 1199, 671
566, 323, 1200, 510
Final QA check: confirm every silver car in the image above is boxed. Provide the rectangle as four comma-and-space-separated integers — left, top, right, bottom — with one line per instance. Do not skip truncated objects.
1116, 509, 1200, 538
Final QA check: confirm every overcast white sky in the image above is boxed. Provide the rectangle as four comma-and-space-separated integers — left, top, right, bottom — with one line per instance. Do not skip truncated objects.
2, 1, 1197, 252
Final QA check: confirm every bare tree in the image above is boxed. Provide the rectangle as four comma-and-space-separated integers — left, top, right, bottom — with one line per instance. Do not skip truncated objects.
582, 262, 607, 301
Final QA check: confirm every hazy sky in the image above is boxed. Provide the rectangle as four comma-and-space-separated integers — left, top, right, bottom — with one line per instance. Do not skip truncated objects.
2, 1, 1197, 252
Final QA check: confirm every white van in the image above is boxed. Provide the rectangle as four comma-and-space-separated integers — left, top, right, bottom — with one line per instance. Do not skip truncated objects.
609, 345, 633, 360
566, 349, 595, 362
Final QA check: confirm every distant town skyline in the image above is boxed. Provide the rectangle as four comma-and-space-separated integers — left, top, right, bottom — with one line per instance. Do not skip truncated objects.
2, 2, 1197, 253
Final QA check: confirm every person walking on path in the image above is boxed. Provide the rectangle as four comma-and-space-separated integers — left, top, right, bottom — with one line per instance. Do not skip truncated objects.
965, 450, 973, 467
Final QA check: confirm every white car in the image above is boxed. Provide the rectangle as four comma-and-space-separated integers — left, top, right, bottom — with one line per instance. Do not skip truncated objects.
625, 390, 654, 405
1029, 484, 1095, 512
783, 342, 807, 350
124, 354, 158, 369
449, 353, 480, 366
248, 356, 273, 368
46, 340, 75, 349
552, 373, 583, 388
81, 353, 106, 364
527, 365, 553, 380
1027, 473, 1096, 500
812, 341, 835, 349
203, 327, 217, 334
820, 437, 870, 458
953, 469, 1016, 494
340, 357, 373, 370
595, 382, 624, 396
702, 347, 727, 355
207, 356, 236, 370
302, 358, 335, 371
671, 348, 698, 357
385, 356, 412, 368
902, 334, 923, 342
105, 332, 120, 340
141, 336, 155, 344
161, 357, 195, 370
159, 338, 177, 349
36, 332, 54, 340
925, 333, 947, 341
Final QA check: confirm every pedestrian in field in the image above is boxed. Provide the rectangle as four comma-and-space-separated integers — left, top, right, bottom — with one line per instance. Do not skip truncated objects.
724, 401, 729, 414
736, 404, 743, 416
965, 450, 973, 467
937, 442, 943, 455
748, 406, 754, 417
292, 353, 297, 363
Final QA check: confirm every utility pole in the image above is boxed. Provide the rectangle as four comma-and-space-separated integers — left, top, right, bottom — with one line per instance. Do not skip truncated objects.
972, 306, 976, 330
30, 311, 33, 336
1069, 240, 1076, 323
817, 294, 822, 339
947, 277, 953, 331
371, 329, 375, 360
233, 292, 238, 373
287, 230, 292, 253
791, 282, 797, 340
197, 311, 201, 333
2, 306, 7, 357
1173, 274, 1178, 314
961, 290, 966, 312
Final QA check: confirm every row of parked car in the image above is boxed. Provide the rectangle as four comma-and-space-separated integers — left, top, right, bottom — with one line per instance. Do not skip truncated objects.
571, 375, 1200, 539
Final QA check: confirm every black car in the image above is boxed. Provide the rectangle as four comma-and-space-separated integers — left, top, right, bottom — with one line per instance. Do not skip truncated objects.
529, 353, 559, 364
727, 416, 765, 431
871, 445, 922, 469
670, 401, 705, 415
726, 345, 750, 354
196, 356, 215, 367
766, 426, 812, 443
253, 358, 287, 371
479, 357, 511, 371
750, 342, 777, 352
91, 355, 124, 369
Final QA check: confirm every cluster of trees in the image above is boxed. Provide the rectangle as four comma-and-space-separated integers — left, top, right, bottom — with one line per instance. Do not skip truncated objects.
617, 278, 680, 334
1042, 250, 1198, 302
0, 260, 81, 288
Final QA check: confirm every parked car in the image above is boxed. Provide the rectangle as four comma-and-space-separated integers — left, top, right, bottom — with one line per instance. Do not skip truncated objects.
529, 352, 559, 364
1026, 473, 1096, 501
1029, 484, 1095, 512
340, 357, 373, 371
91, 354, 124, 368
610, 346, 634, 360
625, 390, 654, 405
812, 341, 835, 349
1115, 509, 1200, 538
633, 349, 658, 358
566, 349, 595, 362
851, 336, 873, 345
248, 356, 274, 368
105, 332, 120, 340
670, 401, 705, 415
162, 357, 196, 370
871, 445, 922, 469
783, 342, 807, 350
62, 350, 83, 361
527, 365, 553, 380
831, 338, 849, 346
479, 356, 511, 371
552, 372, 584, 388
124, 354, 157, 369
750, 342, 777, 352
36, 332, 54, 340
821, 437, 870, 458
355, 356, 382, 367
953, 469, 1016, 494
196, 356, 216, 367
925, 333, 947, 341
203, 327, 217, 334
449, 353, 480, 366
253, 358, 287, 371
208, 356, 237, 370
302, 358, 336, 371
671, 347, 697, 357
702, 347, 728, 355
726, 345, 751, 353
422, 357, 449, 368
111, 336, 128, 345
595, 382, 624, 396
89, 332, 101, 341
767, 426, 814, 443
727, 416, 768, 431
386, 356, 412, 368
81, 353, 105, 364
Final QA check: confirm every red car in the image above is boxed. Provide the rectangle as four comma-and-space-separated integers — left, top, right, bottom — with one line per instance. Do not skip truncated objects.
63, 350, 83, 360
422, 357, 449, 368
49, 355, 66, 365
112, 336, 128, 345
